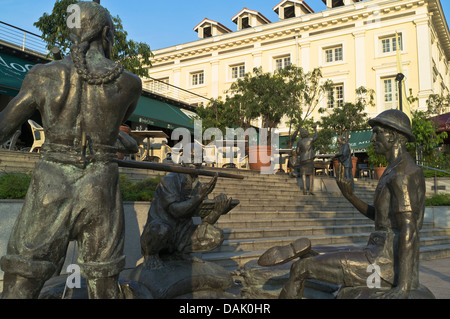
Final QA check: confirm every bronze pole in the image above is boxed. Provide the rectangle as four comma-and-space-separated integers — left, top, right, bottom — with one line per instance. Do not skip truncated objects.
117, 159, 245, 179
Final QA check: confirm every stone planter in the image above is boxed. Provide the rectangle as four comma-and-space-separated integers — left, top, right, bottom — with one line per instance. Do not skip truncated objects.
374, 166, 386, 179
424, 206, 450, 228
248, 145, 272, 171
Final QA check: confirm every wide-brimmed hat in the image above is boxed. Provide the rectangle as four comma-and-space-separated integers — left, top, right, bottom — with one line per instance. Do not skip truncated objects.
368, 109, 416, 142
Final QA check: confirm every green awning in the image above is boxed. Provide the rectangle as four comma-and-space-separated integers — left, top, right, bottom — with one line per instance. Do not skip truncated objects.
0, 51, 36, 96
348, 130, 372, 152
128, 96, 195, 132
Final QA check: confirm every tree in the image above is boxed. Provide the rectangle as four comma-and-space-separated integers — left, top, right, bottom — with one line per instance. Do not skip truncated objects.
316, 86, 372, 152
426, 93, 450, 116
277, 65, 333, 148
34, 0, 153, 77
408, 109, 448, 164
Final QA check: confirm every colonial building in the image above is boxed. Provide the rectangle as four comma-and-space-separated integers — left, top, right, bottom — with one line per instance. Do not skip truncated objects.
145, 0, 450, 135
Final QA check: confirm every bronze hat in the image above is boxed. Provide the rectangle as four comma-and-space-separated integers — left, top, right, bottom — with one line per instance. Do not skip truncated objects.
368, 109, 416, 142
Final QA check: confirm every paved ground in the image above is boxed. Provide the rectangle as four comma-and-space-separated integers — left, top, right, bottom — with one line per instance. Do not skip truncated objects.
419, 257, 450, 299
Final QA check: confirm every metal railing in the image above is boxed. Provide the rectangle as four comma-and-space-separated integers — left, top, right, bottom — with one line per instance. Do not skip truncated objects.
0, 22, 209, 108
418, 164, 450, 194
0, 21, 48, 56
143, 77, 211, 107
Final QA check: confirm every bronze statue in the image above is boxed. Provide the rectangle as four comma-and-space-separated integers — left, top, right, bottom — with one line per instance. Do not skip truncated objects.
140, 143, 235, 269
0, 1, 142, 298
260, 109, 433, 299
296, 126, 318, 195
335, 135, 354, 190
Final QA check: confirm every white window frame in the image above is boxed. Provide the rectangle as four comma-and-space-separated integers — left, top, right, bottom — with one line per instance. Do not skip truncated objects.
189, 70, 205, 88
375, 30, 406, 58
274, 55, 292, 71
230, 63, 246, 80
382, 76, 399, 109
327, 83, 345, 109
319, 42, 345, 67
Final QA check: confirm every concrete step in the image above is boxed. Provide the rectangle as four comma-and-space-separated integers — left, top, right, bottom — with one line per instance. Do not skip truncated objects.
203, 234, 450, 270
217, 217, 371, 229
220, 210, 364, 220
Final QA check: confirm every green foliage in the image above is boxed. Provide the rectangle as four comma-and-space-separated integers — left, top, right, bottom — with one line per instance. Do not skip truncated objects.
33, 0, 153, 77
228, 67, 293, 132
0, 173, 161, 201
425, 193, 450, 206
408, 109, 448, 160
422, 169, 450, 178
0, 173, 32, 199
367, 144, 388, 167
119, 175, 161, 202
318, 87, 371, 138
316, 86, 372, 153
196, 65, 332, 147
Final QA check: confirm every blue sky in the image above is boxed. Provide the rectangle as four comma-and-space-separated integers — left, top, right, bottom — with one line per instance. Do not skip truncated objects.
2, 0, 450, 50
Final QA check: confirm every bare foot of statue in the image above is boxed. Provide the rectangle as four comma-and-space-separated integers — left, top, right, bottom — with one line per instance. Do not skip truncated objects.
258, 238, 312, 266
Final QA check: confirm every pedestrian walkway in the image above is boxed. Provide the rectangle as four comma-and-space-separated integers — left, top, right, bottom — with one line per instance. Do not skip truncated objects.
419, 257, 450, 299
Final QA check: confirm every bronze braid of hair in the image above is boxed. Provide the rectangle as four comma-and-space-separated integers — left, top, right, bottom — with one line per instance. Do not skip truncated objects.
71, 41, 124, 85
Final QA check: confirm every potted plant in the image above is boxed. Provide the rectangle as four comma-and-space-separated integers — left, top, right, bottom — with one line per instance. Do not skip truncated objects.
367, 144, 388, 179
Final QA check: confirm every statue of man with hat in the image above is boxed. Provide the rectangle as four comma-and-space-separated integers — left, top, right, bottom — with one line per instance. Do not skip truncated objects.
260, 109, 433, 299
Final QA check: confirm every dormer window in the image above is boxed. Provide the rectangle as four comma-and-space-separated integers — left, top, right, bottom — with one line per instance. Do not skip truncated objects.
273, 1, 314, 20
232, 8, 271, 31
194, 18, 232, 39
284, 6, 295, 19
203, 26, 212, 38
242, 17, 250, 29
322, 0, 362, 9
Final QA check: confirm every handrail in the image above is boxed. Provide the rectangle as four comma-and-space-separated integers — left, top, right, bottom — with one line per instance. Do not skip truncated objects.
417, 164, 450, 194
417, 164, 450, 175
0, 20, 48, 56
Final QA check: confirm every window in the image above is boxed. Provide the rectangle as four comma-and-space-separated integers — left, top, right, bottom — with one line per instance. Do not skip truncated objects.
380, 34, 403, 54
324, 45, 343, 63
231, 64, 245, 79
284, 6, 295, 19
274, 56, 291, 70
191, 71, 204, 86
328, 84, 344, 108
383, 77, 398, 109
241, 17, 250, 29
203, 26, 212, 38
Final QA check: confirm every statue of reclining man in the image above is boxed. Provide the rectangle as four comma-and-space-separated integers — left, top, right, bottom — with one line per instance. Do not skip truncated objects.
259, 109, 433, 299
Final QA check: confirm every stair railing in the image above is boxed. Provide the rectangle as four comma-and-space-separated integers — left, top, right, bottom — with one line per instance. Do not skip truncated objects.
417, 164, 450, 194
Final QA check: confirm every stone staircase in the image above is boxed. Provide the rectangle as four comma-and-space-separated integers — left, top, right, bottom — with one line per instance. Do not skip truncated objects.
1, 150, 449, 273
194, 169, 450, 271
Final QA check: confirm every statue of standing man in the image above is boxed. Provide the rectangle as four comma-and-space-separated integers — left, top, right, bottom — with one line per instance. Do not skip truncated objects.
273, 109, 432, 299
0, 1, 142, 298
335, 135, 354, 190
296, 125, 318, 195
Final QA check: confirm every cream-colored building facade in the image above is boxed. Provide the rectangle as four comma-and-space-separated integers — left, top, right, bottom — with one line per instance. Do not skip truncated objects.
145, 0, 450, 134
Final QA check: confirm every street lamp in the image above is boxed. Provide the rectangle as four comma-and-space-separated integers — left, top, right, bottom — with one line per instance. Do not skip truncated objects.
395, 73, 405, 112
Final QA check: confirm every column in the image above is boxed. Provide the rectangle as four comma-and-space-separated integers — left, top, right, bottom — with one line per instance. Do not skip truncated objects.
415, 16, 433, 108
299, 41, 310, 72
210, 59, 219, 99
353, 31, 366, 88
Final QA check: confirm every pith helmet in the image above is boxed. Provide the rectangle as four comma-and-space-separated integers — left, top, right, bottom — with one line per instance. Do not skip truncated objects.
368, 109, 416, 142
